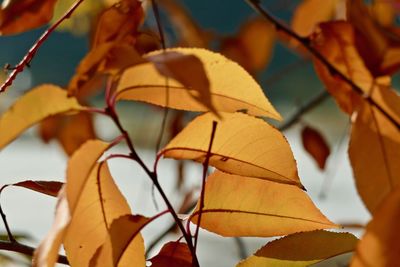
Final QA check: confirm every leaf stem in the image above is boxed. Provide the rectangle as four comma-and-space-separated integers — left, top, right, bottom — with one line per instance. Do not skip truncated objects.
0, 0, 86, 92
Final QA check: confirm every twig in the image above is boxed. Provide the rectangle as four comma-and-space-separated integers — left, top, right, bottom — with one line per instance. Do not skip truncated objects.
278, 90, 329, 131
0, 241, 68, 265
0, 0, 86, 92
0, 186, 15, 242
193, 121, 218, 251
245, 0, 400, 131
234, 237, 247, 260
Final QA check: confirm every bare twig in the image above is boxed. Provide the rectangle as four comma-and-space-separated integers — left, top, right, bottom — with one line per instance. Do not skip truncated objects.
0, 0, 86, 92
245, 0, 400, 131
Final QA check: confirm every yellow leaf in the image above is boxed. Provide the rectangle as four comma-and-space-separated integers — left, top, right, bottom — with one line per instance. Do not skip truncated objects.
116, 48, 282, 120
291, 0, 338, 37
190, 171, 337, 237
91, 215, 149, 267
349, 86, 400, 213
161, 112, 301, 187
64, 162, 145, 267
0, 85, 83, 150
237, 230, 358, 267
312, 21, 372, 114
351, 186, 400, 267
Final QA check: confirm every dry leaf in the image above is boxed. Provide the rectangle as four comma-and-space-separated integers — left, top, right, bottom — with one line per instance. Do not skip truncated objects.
190, 171, 337, 237
1, 181, 63, 197
312, 21, 372, 114
349, 86, 400, 213
351, 186, 400, 267
116, 48, 282, 120
150, 242, 192, 267
162, 112, 302, 187
0, 85, 84, 150
301, 126, 330, 170
238, 230, 358, 267
0, 0, 58, 35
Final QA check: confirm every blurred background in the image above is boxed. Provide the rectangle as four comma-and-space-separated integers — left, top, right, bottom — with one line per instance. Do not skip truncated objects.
0, 0, 380, 266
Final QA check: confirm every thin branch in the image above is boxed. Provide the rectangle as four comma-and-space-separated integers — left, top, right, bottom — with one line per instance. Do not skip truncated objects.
194, 121, 218, 251
0, 0, 86, 92
245, 0, 400, 131
233, 237, 247, 260
278, 90, 330, 131
0, 186, 15, 242
0, 241, 68, 265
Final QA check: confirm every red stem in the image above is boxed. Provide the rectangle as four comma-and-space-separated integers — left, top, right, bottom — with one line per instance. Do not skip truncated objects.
0, 0, 86, 93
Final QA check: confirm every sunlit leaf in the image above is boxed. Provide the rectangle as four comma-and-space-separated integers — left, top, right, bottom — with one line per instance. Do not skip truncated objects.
91, 214, 149, 267
312, 21, 372, 114
190, 171, 337, 237
116, 48, 282, 120
1, 180, 63, 197
237, 230, 358, 267
162, 112, 302, 187
301, 126, 330, 170
64, 162, 145, 267
150, 242, 192, 267
0, 0, 58, 35
0, 85, 84, 150
351, 186, 400, 266
349, 85, 400, 213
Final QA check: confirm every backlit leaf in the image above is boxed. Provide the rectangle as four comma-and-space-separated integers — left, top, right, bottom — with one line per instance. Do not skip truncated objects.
301, 126, 330, 170
0, 85, 84, 150
64, 162, 145, 267
150, 242, 192, 267
190, 171, 337, 237
162, 112, 301, 187
351, 186, 400, 267
312, 21, 372, 114
116, 48, 282, 120
0, 0, 58, 35
349, 86, 400, 213
237, 230, 358, 267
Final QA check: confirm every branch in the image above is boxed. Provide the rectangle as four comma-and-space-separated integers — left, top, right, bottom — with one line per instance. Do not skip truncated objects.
0, 0, 86, 93
245, 0, 400, 131
0, 241, 68, 265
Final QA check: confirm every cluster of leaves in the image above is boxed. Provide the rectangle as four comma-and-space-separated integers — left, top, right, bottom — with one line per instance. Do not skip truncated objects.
1, 0, 400, 266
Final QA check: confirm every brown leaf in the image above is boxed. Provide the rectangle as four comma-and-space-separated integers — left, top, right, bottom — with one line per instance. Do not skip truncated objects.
1, 181, 63, 197
190, 171, 337, 237
301, 126, 330, 170
150, 242, 192, 267
351, 186, 400, 267
238, 230, 358, 267
0, 0, 58, 35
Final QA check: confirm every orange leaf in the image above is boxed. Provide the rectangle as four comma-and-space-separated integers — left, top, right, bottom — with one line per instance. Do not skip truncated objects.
351, 186, 400, 267
349, 85, 400, 213
190, 171, 337, 237
150, 242, 192, 267
91, 214, 149, 267
301, 126, 330, 170
0, 0, 58, 35
237, 230, 358, 267
162, 112, 302, 187
116, 48, 282, 120
0, 85, 84, 150
1, 180, 63, 197
311, 21, 372, 114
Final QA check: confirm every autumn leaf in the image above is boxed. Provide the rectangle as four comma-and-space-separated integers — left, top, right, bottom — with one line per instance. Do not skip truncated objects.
190, 171, 337, 237
0, 85, 84, 150
301, 125, 330, 170
116, 48, 282, 120
311, 21, 372, 114
237, 230, 358, 267
0, 0, 58, 35
349, 85, 400, 213
161, 112, 302, 187
0, 181, 63, 198
221, 17, 276, 73
351, 186, 400, 267
64, 162, 145, 267
150, 242, 192, 267
91, 214, 150, 267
